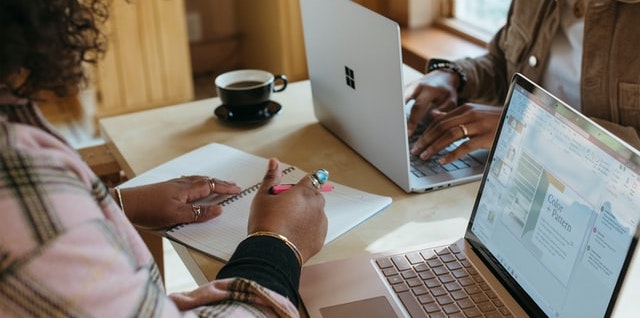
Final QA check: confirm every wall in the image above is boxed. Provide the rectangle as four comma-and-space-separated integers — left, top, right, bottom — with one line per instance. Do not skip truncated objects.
184, 0, 241, 76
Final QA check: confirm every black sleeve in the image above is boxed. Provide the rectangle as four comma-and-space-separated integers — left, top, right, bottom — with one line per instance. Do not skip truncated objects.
216, 235, 301, 307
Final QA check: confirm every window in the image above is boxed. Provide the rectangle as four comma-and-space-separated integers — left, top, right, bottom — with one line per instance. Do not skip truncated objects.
438, 0, 511, 45
453, 0, 510, 35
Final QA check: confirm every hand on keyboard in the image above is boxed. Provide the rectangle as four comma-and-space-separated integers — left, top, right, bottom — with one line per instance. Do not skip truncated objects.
409, 103, 501, 164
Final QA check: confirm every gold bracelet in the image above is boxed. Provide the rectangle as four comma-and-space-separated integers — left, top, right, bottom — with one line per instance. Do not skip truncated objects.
247, 231, 303, 266
114, 187, 125, 213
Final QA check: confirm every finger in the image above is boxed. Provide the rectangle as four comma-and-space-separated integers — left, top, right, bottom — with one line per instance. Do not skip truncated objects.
413, 115, 466, 159
407, 104, 429, 136
258, 158, 282, 193
197, 205, 223, 222
438, 138, 479, 164
184, 203, 223, 224
208, 178, 241, 195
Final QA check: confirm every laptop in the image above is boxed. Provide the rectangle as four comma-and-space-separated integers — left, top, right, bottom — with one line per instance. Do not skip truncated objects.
299, 0, 489, 193
299, 72, 640, 317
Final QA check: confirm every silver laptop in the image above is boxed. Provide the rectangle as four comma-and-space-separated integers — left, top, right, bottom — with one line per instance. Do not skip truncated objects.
300, 73, 640, 317
300, 0, 488, 193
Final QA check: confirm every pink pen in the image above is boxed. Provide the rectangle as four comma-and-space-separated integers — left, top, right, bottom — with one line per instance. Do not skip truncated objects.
269, 183, 334, 194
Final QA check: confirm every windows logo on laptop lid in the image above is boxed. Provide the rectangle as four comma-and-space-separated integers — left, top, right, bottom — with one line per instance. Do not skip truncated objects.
300, 72, 640, 317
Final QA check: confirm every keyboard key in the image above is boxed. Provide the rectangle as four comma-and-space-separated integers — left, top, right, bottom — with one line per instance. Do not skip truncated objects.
457, 298, 475, 309
406, 252, 424, 264
463, 307, 483, 317
401, 270, 418, 279
442, 303, 461, 315
459, 277, 476, 286
440, 253, 457, 263
433, 266, 449, 276
411, 285, 428, 296
406, 278, 423, 288
376, 258, 393, 268
450, 290, 468, 300
436, 295, 454, 305
431, 286, 447, 297
478, 301, 497, 312
452, 269, 468, 278
393, 283, 409, 293
382, 267, 397, 276
414, 263, 429, 272
446, 261, 463, 271
392, 256, 411, 271
424, 278, 441, 288
439, 273, 455, 284
397, 291, 426, 318
388, 275, 403, 285
419, 270, 435, 280
445, 281, 462, 292
423, 302, 441, 313
417, 294, 435, 304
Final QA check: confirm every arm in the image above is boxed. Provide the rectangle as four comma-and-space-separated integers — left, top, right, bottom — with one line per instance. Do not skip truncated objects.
170, 158, 328, 314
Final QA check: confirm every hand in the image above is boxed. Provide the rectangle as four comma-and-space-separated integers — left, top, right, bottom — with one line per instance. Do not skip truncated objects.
404, 70, 461, 136
118, 176, 241, 229
248, 158, 328, 264
411, 102, 502, 164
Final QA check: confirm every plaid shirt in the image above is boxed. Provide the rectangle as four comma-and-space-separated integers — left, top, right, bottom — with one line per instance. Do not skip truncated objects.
0, 102, 299, 317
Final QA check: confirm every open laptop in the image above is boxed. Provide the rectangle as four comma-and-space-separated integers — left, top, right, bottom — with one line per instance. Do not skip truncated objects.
299, 72, 640, 317
300, 0, 489, 193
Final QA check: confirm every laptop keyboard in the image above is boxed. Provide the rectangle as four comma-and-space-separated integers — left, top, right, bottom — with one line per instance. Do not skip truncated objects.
375, 243, 513, 318
408, 124, 484, 178
409, 140, 484, 177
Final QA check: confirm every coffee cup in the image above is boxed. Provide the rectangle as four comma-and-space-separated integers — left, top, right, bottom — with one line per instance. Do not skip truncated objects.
215, 69, 287, 111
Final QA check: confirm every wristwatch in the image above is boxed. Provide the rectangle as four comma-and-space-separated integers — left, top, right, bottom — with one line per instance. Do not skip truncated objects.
427, 58, 467, 93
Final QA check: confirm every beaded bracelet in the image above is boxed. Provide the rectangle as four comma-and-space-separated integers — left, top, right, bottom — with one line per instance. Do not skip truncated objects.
247, 231, 303, 266
427, 58, 468, 93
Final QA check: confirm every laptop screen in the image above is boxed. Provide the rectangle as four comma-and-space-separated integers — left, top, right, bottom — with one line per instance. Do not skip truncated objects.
467, 74, 640, 317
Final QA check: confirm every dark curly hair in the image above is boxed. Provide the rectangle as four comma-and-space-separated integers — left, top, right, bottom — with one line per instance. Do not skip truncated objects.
0, 0, 109, 99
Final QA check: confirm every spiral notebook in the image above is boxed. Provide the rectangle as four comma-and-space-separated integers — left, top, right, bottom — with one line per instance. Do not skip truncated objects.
118, 143, 392, 261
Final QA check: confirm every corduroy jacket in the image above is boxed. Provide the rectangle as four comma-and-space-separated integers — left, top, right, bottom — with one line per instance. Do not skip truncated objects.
454, 0, 640, 144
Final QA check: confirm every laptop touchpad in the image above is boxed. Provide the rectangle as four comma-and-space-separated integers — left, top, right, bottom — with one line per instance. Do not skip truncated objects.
319, 296, 397, 318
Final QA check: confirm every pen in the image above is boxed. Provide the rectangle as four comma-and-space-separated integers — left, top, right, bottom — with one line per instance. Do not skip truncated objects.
269, 183, 334, 194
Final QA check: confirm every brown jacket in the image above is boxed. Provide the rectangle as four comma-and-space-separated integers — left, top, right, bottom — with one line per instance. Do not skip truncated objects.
455, 0, 640, 145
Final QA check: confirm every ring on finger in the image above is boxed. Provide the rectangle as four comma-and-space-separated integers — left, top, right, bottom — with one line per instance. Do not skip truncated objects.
309, 169, 329, 190
207, 178, 216, 193
191, 204, 202, 222
458, 124, 469, 138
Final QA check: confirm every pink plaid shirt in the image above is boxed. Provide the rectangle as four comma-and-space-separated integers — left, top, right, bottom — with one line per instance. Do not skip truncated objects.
0, 102, 298, 317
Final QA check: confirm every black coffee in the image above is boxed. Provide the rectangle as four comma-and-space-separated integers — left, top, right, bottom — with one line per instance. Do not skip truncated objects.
226, 80, 263, 89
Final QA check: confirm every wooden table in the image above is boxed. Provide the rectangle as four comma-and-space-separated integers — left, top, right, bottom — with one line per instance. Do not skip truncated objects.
99, 66, 480, 284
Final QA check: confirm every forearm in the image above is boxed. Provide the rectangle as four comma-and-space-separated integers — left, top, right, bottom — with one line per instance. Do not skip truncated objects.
217, 235, 302, 307
455, 33, 511, 106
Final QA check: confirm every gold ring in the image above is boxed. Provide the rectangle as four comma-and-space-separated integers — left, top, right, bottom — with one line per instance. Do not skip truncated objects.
207, 178, 216, 193
458, 124, 469, 138
191, 204, 202, 222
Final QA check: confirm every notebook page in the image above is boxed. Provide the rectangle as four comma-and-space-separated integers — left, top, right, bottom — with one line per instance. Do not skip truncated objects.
119, 143, 392, 261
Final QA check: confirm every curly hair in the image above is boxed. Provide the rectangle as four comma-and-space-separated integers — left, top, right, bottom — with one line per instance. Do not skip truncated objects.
0, 0, 109, 99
